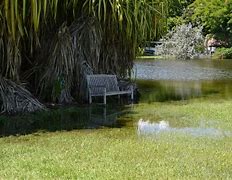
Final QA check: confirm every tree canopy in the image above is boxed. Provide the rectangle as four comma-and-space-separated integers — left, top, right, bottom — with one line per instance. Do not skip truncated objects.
189, 0, 232, 43
167, 0, 232, 45
166, 0, 194, 30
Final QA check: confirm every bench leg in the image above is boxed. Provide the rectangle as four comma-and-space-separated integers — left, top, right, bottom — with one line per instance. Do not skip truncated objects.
104, 94, 106, 105
131, 86, 134, 101
103, 88, 107, 105
131, 92, 134, 100
89, 95, 92, 104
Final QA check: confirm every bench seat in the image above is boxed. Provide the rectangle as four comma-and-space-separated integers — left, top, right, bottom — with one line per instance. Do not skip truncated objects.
87, 74, 133, 104
90, 90, 132, 96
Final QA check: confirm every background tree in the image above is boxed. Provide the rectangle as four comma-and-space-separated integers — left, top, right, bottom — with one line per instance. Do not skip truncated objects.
184, 0, 232, 45
167, 0, 194, 30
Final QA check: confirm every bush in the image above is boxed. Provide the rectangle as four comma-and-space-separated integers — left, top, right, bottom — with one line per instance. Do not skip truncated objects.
214, 48, 232, 59
156, 24, 204, 60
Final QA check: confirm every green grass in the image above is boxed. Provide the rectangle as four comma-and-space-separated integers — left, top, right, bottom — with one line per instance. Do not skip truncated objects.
1, 99, 232, 179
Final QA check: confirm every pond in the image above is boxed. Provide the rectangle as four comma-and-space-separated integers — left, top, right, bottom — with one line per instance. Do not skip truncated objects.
1, 58, 232, 137
135, 59, 232, 81
135, 58, 232, 138
135, 59, 232, 103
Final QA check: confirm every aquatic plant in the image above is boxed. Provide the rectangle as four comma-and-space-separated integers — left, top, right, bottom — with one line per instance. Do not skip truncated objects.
156, 23, 204, 60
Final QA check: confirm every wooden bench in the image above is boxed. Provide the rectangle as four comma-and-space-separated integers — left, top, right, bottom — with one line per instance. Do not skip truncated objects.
86, 74, 134, 104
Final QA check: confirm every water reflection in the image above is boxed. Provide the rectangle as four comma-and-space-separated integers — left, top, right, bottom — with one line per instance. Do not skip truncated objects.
0, 105, 132, 137
138, 79, 232, 102
138, 119, 231, 138
135, 59, 232, 102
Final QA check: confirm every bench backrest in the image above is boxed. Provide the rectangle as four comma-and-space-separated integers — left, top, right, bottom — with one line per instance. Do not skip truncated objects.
86, 75, 119, 93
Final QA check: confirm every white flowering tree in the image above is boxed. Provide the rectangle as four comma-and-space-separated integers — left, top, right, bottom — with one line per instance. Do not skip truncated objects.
156, 24, 204, 60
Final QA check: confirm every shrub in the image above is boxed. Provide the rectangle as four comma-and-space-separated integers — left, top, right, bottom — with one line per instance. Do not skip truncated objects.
156, 24, 204, 60
214, 48, 232, 59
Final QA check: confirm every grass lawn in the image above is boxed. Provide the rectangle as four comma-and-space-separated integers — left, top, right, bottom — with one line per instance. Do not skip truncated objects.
1, 98, 232, 179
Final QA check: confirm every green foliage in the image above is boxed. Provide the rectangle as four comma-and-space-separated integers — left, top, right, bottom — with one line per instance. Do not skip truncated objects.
214, 48, 232, 59
168, 0, 194, 17
188, 0, 232, 41
167, 16, 184, 30
167, 0, 232, 45
167, 0, 194, 30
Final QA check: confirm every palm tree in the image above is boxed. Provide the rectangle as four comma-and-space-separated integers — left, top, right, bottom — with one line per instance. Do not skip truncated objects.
0, 0, 169, 113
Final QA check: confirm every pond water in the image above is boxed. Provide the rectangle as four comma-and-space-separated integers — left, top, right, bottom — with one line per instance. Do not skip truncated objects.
0, 105, 131, 137
1, 58, 232, 137
135, 59, 232, 80
135, 59, 232, 138
136, 59, 232, 102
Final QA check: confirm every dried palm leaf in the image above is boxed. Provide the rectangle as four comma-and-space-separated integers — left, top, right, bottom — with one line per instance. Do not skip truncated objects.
0, 76, 46, 114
